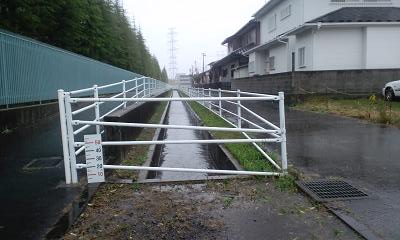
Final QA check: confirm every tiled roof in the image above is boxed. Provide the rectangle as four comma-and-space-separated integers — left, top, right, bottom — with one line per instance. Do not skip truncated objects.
222, 20, 258, 45
210, 45, 251, 68
308, 7, 400, 23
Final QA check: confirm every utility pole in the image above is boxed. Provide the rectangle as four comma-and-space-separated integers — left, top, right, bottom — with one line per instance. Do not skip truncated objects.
168, 28, 177, 80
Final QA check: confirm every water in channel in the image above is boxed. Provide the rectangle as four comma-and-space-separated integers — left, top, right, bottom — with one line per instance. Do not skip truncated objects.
151, 90, 217, 181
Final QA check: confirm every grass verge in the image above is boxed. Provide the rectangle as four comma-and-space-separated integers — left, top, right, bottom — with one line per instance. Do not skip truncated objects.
185, 96, 297, 191
293, 95, 400, 127
186, 99, 274, 172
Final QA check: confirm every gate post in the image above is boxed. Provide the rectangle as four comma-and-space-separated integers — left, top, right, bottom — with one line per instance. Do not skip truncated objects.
58, 90, 72, 184
278, 92, 288, 174
64, 92, 78, 183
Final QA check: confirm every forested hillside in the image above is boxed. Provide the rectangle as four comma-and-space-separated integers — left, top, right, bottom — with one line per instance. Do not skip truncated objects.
0, 0, 168, 81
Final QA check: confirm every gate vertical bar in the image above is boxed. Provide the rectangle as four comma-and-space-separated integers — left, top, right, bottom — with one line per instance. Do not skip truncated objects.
135, 79, 138, 100
208, 88, 212, 110
58, 90, 72, 184
218, 88, 222, 116
149, 79, 152, 96
93, 85, 100, 134
202, 88, 205, 106
64, 93, 78, 183
143, 78, 146, 97
122, 80, 126, 109
279, 92, 288, 173
237, 89, 241, 128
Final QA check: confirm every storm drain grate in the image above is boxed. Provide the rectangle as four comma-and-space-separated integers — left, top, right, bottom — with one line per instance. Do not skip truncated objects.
23, 156, 63, 170
296, 179, 368, 202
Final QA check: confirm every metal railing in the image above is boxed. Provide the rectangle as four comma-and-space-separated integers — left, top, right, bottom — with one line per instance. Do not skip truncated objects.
58, 81, 287, 185
58, 77, 167, 184
183, 87, 287, 172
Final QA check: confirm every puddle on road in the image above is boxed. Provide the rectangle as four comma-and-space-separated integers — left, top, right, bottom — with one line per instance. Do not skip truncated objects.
148, 91, 219, 181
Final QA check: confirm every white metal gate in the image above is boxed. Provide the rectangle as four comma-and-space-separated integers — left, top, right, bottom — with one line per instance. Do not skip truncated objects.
58, 78, 287, 184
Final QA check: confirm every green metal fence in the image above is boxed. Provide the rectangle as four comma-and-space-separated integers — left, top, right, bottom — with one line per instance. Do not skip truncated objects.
0, 29, 141, 107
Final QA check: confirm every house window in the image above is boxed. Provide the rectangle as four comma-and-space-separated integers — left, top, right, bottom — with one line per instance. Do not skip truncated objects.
268, 14, 277, 32
269, 57, 275, 70
280, 5, 291, 20
298, 47, 306, 68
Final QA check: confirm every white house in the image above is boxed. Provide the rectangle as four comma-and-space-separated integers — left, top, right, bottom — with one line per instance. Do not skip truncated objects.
239, 0, 400, 76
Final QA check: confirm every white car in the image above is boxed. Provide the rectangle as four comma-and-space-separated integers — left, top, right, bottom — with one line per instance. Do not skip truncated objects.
383, 80, 400, 101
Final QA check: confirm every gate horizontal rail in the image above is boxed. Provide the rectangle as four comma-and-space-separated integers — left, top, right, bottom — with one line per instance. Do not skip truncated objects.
58, 79, 288, 184
75, 164, 281, 176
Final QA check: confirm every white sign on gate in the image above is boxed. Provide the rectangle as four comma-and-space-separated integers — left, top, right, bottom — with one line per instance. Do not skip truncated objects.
84, 134, 105, 183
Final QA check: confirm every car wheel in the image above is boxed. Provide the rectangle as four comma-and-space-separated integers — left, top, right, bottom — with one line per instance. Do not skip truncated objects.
385, 88, 395, 101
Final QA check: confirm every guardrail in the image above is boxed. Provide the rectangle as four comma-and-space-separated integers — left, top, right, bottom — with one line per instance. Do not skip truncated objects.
58, 82, 287, 185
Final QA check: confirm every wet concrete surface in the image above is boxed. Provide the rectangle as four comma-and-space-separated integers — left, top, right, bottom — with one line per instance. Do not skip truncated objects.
219, 96, 400, 239
0, 98, 136, 239
150, 91, 218, 181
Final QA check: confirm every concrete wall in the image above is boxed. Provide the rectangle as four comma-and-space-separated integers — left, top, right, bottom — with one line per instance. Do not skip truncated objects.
231, 69, 400, 95
0, 102, 59, 133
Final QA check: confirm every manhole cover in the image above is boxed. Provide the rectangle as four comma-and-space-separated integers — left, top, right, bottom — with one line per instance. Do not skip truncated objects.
296, 179, 368, 202
23, 156, 63, 170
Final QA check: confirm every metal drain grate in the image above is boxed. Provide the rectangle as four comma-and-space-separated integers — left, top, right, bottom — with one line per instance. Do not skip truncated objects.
296, 179, 368, 202
23, 156, 63, 170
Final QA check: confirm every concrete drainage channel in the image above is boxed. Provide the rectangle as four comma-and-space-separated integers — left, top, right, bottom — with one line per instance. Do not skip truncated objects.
139, 90, 243, 183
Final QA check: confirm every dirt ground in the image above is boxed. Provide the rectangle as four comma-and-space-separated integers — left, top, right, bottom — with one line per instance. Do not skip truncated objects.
64, 178, 360, 240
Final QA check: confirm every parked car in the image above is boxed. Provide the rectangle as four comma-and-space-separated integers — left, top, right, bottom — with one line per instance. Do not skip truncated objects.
383, 80, 400, 101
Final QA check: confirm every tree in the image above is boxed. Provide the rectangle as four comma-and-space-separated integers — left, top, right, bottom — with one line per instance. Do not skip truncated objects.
161, 67, 169, 82
0, 0, 164, 79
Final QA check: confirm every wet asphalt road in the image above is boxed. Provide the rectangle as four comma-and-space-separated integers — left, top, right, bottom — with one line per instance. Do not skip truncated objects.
222, 98, 400, 239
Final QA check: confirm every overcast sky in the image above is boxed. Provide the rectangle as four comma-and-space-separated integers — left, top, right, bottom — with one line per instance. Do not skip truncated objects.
123, 0, 267, 77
